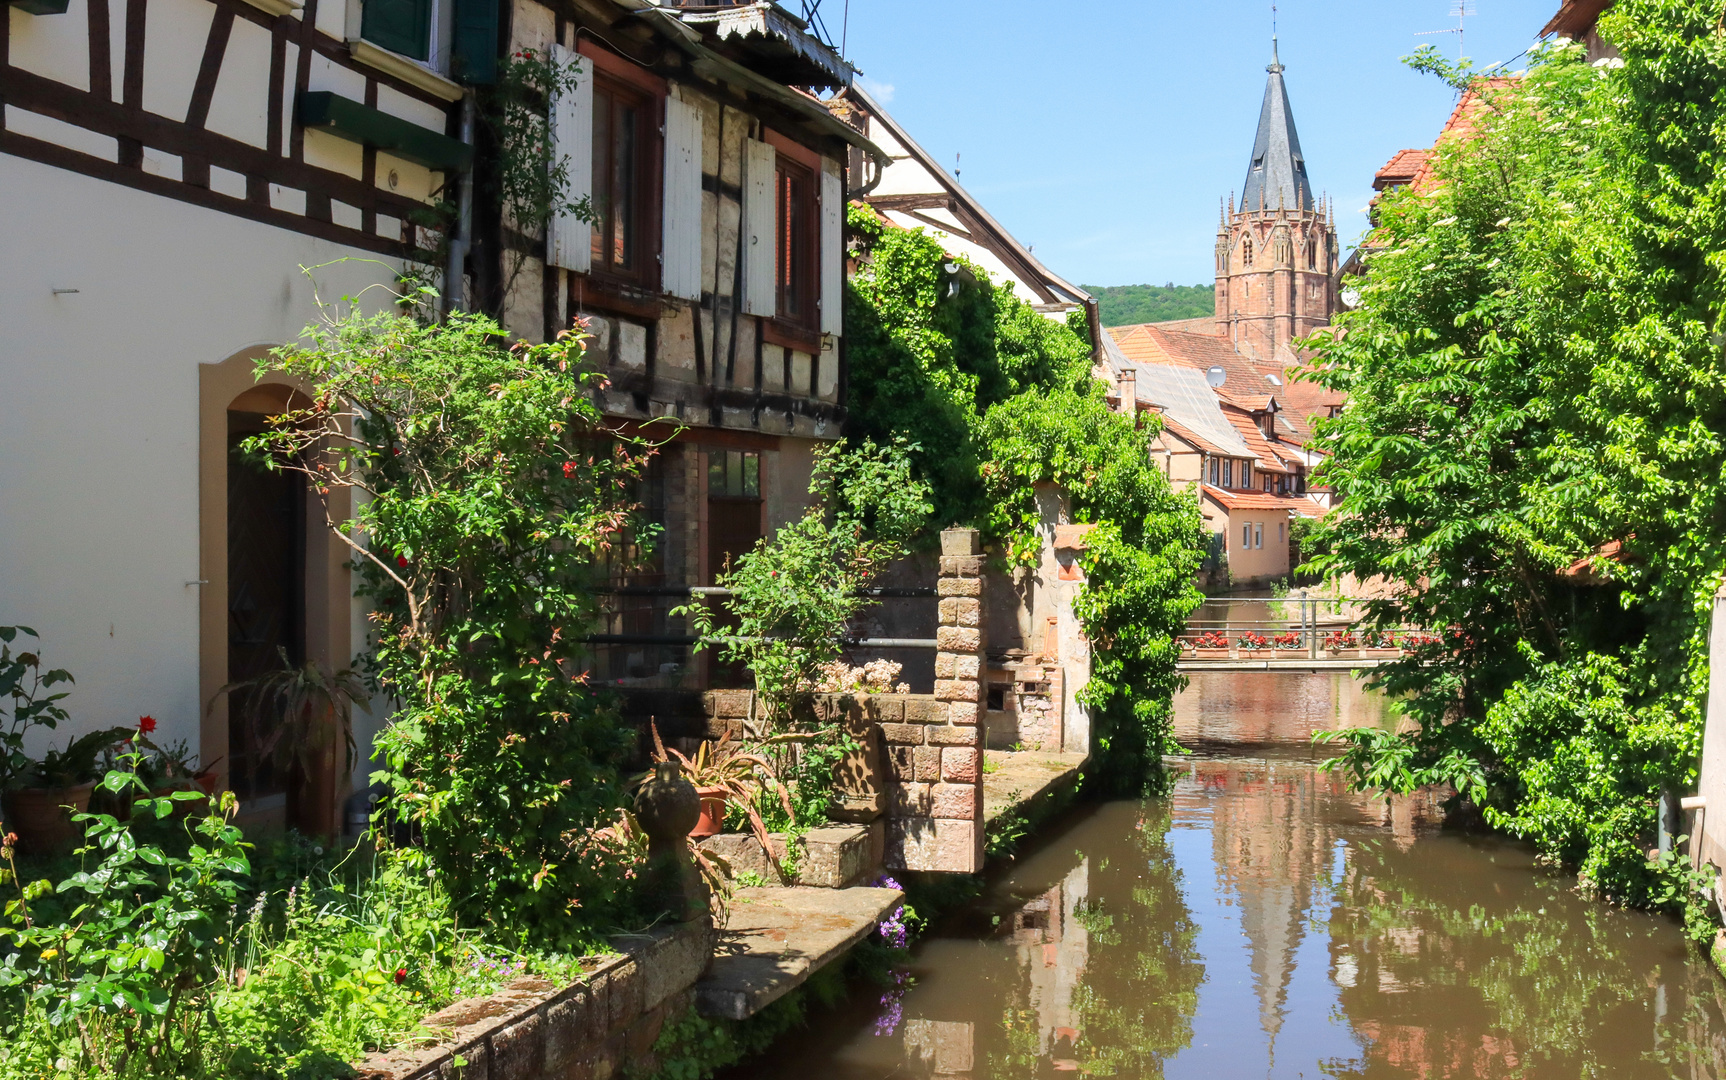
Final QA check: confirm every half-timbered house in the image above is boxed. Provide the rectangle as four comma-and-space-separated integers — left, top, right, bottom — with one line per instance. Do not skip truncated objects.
2, 0, 487, 827
476, 2, 883, 726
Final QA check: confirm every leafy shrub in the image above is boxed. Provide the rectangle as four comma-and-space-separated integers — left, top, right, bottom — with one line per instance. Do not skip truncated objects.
248, 295, 650, 945
679, 439, 930, 726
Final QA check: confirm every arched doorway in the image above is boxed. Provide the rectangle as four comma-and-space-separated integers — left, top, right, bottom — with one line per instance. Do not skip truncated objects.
225, 386, 307, 804
199, 353, 353, 835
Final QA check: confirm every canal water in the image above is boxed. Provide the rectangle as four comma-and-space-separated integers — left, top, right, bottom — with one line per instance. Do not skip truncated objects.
736, 670, 1726, 1078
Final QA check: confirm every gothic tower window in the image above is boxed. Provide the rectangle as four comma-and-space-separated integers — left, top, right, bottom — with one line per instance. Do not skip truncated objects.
1242, 238, 1254, 267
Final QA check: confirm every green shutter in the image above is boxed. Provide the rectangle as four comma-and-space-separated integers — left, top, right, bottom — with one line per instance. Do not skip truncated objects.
451, 0, 498, 85
361, 0, 431, 61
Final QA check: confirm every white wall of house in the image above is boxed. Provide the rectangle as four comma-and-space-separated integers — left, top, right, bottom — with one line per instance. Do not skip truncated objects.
0, 152, 397, 760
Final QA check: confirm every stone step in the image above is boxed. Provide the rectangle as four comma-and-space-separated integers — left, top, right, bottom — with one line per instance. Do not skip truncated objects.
695, 885, 901, 1021
697, 822, 883, 888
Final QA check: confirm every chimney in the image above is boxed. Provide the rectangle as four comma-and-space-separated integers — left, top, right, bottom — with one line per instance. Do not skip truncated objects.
1118, 368, 1137, 418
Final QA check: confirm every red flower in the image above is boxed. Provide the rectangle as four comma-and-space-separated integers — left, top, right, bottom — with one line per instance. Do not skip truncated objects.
138, 716, 158, 735
394, 967, 408, 985
397, 556, 409, 569
562, 461, 577, 479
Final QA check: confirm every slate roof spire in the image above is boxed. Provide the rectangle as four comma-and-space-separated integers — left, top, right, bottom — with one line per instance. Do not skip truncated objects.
1241, 37, 1315, 213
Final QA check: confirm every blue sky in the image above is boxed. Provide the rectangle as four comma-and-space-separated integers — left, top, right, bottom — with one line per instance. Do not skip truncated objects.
836, 0, 1560, 287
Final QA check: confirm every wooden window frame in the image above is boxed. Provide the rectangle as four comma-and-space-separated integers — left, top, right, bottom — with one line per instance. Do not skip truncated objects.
575, 42, 665, 300
762, 129, 824, 354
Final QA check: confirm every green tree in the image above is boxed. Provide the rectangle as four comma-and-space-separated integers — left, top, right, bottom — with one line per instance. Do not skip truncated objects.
845, 207, 1204, 788
1306, 2, 1726, 928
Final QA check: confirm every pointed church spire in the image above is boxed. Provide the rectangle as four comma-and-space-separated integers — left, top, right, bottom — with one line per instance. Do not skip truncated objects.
1241, 40, 1314, 214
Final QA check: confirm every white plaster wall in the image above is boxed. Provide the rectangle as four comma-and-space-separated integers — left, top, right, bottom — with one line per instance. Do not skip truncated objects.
0, 155, 398, 759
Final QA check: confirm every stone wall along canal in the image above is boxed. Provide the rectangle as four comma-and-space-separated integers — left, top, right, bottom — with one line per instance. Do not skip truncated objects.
731, 668, 1726, 1078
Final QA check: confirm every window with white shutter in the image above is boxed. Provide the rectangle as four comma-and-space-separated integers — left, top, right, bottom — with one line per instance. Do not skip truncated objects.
547, 43, 592, 273
820, 163, 842, 336
742, 138, 777, 317
661, 96, 704, 301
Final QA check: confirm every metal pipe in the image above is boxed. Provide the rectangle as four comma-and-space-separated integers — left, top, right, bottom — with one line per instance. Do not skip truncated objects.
444, 93, 477, 318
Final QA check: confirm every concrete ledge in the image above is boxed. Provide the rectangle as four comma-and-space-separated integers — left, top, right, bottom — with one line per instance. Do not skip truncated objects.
696, 886, 901, 1020
983, 751, 1087, 825
358, 920, 715, 1079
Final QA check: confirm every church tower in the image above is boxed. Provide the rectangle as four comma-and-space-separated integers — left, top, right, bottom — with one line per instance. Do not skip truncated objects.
1214, 41, 1338, 361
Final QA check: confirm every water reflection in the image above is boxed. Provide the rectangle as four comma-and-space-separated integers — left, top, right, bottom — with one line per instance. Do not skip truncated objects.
735, 672, 1726, 1079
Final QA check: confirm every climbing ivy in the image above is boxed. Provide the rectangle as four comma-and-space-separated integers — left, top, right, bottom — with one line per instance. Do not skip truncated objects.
845, 207, 1204, 788
1304, 2, 1726, 932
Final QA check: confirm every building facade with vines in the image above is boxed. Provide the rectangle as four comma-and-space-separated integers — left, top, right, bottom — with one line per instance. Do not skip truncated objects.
0, 0, 876, 821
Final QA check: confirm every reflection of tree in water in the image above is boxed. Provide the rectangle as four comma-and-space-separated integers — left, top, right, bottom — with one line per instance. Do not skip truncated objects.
1323, 833, 1726, 1079
988, 801, 1205, 1078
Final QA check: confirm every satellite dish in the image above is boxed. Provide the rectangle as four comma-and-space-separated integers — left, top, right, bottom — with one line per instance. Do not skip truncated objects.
1206, 366, 1227, 388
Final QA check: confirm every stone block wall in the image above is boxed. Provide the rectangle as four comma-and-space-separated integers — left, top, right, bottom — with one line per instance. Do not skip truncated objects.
692, 529, 993, 875
359, 921, 715, 1080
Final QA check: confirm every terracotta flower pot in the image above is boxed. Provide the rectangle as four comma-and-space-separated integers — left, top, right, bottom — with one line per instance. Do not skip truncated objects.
1361, 648, 1402, 659
1192, 648, 1232, 659
4, 782, 97, 855
691, 786, 728, 838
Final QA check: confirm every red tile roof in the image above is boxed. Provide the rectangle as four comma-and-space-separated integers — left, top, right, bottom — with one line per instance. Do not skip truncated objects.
1372, 77, 1519, 198
1202, 485, 1325, 516
1112, 322, 1344, 449
1219, 404, 1299, 473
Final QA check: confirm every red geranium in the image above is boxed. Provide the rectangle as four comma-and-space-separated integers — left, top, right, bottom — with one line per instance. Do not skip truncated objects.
138, 715, 158, 735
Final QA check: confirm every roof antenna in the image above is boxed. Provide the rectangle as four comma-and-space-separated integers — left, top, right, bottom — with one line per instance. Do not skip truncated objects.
1418, 1, 1476, 61
955, 152, 961, 180
1269, 1, 1283, 72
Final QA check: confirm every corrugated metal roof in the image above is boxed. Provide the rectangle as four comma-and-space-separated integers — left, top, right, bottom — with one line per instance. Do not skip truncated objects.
1135, 363, 1255, 459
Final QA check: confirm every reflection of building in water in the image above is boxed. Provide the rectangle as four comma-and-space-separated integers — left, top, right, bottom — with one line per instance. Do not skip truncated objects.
904, 860, 1092, 1077
1011, 861, 1090, 1061
1173, 669, 1391, 749
1181, 759, 1382, 1056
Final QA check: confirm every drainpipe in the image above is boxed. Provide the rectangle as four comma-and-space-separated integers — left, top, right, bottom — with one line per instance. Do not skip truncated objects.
444, 92, 478, 318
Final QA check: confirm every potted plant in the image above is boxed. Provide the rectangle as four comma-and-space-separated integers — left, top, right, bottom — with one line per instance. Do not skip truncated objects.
1190, 631, 1232, 659
1324, 631, 1361, 658
1361, 630, 1402, 659
1237, 631, 1271, 653
7, 725, 132, 854
214, 649, 366, 838
643, 722, 788, 863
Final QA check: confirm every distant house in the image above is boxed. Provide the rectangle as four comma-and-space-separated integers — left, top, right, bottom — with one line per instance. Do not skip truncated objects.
1101, 326, 1329, 589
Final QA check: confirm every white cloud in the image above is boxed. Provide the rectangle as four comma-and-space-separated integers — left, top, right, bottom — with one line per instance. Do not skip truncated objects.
859, 76, 895, 104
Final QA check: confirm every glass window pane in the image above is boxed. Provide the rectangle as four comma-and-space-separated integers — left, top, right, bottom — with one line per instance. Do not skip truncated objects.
591, 90, 612, 268
727, 450, 743, 496
708, 452, 725, 495
743, 452, 760, 497
614, 102, 636, 269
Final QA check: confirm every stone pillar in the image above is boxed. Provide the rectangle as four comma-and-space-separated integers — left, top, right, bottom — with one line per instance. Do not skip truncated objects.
932, 526, 985, 873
